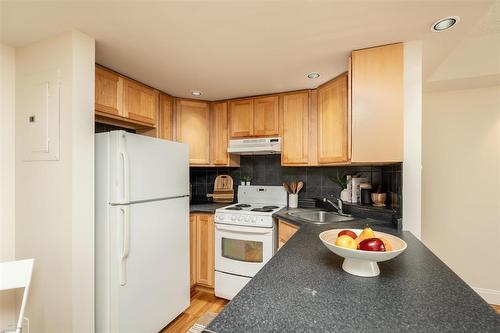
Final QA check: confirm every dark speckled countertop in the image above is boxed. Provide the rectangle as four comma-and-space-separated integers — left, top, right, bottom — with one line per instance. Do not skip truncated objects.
189, 203, 231, 214
205, 209, 500, 332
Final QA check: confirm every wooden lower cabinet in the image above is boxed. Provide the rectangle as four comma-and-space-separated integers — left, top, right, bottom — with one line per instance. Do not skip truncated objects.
190, 213, 215, 289
278, 219, 299, 249
189, 215, 197, 288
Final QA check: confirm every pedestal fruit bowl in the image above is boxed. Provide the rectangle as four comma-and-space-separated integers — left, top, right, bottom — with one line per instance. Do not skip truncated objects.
319, 228, 407, 277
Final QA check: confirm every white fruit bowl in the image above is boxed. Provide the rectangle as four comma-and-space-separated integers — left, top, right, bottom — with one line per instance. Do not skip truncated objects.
319, 229, 407, 277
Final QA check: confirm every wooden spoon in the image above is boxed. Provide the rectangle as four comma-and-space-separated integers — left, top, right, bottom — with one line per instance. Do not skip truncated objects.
296, 181, 304, 194
290, 181, 297, 194
283, 182, 290, 193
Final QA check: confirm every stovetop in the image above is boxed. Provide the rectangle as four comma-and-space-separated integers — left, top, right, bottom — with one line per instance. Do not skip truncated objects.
218, 203, 285, 214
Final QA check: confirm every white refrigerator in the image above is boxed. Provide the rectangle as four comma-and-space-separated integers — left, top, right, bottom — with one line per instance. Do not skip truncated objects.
95, 130, 190, 333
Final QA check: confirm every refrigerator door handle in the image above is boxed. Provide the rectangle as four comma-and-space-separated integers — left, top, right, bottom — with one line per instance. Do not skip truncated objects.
120, 206, 130, 286
120, 150, 130, 203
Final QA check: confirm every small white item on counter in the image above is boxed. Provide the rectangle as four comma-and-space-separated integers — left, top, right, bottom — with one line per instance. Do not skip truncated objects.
351, 177, 368, 203
288, 193, 298, 208
346, 175, 352, 203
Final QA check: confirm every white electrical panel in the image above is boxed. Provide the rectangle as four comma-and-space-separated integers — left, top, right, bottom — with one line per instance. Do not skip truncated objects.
20, 69, 60, 161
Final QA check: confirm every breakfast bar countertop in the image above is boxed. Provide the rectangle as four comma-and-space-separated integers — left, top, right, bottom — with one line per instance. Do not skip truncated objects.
205, 211, 500, 332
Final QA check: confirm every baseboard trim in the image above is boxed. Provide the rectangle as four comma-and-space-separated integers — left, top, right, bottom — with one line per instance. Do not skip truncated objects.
473, 287, 500, 305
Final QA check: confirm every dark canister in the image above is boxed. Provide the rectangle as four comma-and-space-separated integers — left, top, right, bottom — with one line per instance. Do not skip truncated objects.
360, 186, 372, 205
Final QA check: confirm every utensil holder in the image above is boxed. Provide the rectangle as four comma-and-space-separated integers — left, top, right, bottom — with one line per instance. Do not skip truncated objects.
289, 194, 298, 208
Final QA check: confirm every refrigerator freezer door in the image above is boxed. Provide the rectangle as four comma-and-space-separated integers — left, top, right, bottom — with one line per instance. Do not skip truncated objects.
98, 197, 190, 333
108, 131, 189, 204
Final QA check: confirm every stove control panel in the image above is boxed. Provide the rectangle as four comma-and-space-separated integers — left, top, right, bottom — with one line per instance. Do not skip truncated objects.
214, 212, 273, 227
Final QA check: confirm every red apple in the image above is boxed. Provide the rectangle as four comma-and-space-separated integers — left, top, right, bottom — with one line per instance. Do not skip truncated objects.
338, 230, 357, 240
359, 238, 386, 252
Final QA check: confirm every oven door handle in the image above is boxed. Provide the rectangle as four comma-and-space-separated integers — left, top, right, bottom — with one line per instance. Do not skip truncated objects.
216, 224, 273, 235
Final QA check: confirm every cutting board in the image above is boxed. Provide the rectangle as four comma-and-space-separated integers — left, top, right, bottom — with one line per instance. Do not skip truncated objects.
207, 175, 234, 203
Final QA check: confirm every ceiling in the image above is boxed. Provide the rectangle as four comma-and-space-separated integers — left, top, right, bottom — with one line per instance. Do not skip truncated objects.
1, 1, 496, 100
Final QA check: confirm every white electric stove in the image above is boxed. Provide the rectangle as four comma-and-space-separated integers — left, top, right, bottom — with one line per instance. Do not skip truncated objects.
214, 185, 287, 300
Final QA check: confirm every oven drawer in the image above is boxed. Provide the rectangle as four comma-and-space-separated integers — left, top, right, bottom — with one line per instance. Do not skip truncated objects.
215, 223, 275, 277
215, 271, 251, 300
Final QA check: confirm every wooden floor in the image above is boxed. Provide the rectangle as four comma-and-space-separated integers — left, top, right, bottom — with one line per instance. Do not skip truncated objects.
492, 304, 500, 314
161, 290, 228, 333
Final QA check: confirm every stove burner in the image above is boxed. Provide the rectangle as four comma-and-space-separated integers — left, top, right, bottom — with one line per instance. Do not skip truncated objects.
226, 207, 242, 211
251, 208, 274, 212
235, 204, 251, 208
262, 205, 279, 209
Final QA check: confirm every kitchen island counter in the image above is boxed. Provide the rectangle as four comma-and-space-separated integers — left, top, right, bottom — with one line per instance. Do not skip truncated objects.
206, 211, 500, 332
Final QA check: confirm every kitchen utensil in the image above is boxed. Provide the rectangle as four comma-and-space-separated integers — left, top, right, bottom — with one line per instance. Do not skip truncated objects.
283, 182, 290, 193
290, 181, 297, 194
296, 181, 304, 194
371, 193, 386, 207
319, 229, 407, 277
207, 175, 234, 203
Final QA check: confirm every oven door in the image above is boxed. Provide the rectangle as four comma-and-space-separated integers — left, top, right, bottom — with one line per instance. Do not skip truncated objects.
215, 223, 274, 277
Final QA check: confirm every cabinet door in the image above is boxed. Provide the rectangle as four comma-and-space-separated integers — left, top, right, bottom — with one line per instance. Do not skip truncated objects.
317, 73, 348, 164
123, 79, 158, 125
229, 99, 253, 138
281, 92, 309, 165
196, 214, 214, 287
95, 66, 123, 116
175, 99, 211, 165
253, 96, 279, 136
351, 43, 403, 162
189, 215, 197, 288
158, 93, 173, 140
278, 220, 298, 249
211, 102, 229, 165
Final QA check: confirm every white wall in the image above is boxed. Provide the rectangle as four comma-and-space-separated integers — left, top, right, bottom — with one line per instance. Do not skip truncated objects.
0, 43, 17, 332
15, 30, 95, 332
403, 40, 423, 239
422, 85, 500, 304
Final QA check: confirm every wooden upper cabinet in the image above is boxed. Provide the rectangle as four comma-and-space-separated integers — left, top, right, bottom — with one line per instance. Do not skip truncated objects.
95, 66, 123, 116
158, 93, 173, 140
195, 214, 214, 288
280, 92, 309, 165
122, 79, 158, 125
229, 99, 253, 138
211, 102, 229, 165
351, 43, 403, 163
253, 96, 279, 136
175, 99, 211, 165
317, 73, 349, 164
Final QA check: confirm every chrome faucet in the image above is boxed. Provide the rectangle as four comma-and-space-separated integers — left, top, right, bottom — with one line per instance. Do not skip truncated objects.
318, 196, 350, 217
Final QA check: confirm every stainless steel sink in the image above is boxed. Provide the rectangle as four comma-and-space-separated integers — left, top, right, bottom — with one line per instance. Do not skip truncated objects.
288, 210, 355, 224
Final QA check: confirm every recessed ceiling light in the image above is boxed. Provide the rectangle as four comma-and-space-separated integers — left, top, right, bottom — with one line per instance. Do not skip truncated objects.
431, 16, 460, 32
307, 72, 320, 79
191, 91, 202, 96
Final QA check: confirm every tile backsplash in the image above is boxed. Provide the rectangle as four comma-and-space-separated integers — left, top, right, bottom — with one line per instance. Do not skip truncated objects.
190, 155, 402, 213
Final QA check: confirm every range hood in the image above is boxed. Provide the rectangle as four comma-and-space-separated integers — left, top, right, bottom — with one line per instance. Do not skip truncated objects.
227, 137, 281, 155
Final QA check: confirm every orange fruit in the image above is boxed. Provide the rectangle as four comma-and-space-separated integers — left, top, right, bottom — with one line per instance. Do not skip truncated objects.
379, 237, 394, 251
